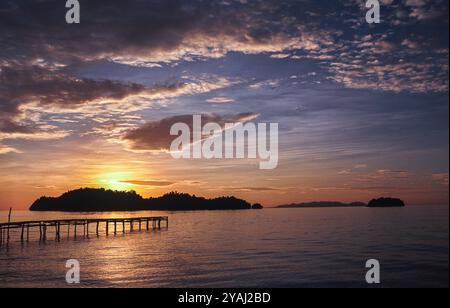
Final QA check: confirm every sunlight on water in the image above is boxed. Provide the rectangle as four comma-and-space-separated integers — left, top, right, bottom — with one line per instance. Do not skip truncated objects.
0, 206, 448, 288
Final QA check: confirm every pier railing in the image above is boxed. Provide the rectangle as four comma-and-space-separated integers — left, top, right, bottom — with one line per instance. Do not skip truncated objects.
0, 216, 169, 246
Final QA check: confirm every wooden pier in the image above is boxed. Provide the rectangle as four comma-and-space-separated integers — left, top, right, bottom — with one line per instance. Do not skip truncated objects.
0, 216, 168, 246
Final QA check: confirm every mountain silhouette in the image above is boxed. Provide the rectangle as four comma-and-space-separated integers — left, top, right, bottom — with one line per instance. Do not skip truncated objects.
29, 188, 253, 212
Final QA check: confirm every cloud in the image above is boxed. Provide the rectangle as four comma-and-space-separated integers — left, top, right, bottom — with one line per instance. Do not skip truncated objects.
0, 0, 448, 152
405, 0, 427, 7
119, 180, 175, 187
228, 187, 282, 192
122, 112, 259, 152
0, 0, 332, 66
0, 65, 147, 116
0, 65, 152, 140
0, 130, 70, 141
206, 97, 236, 104
372, 169, 412, 179
0, 144, 21, 155
0, 62, 237, 144
0, 0, 447, 100
432, 173, 449, 186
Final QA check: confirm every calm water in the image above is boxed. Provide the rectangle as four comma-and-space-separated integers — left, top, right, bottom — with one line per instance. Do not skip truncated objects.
0, 206, 448, 288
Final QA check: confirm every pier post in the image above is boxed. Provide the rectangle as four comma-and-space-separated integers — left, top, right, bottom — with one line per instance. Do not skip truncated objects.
21, 225, 25, 242
96, 222, 99, 236
27, 225, 30, 241
7, 208, 12, 242
114, 221, 117, 235
146, 219, 149, 231
106, 221, 109, 235
122, 220, 125, 233
139, 220, 142, 231
56, 222, 61, 241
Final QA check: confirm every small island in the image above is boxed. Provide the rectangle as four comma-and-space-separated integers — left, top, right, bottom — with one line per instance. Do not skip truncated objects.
277, 201, 367, 209
252, 203, 264, 209
277, 198, 406, 209
368, 197, 406, 208
29, 188, 255, 212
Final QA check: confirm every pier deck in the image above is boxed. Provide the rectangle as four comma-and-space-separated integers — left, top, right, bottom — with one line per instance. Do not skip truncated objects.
0, 216, 169, 246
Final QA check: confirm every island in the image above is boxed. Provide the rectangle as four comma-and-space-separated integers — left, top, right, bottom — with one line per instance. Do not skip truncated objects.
277, 198, 406, 209
29, 188, 255, 212
252, 203, 264, 209
277, 201, 367, 209
367, 197, 405, 207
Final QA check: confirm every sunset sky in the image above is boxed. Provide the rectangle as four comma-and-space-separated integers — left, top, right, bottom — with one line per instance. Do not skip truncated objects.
0, 0, 448, 209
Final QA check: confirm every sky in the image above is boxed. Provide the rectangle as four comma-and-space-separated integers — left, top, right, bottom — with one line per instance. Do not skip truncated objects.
0, 0, 448, 209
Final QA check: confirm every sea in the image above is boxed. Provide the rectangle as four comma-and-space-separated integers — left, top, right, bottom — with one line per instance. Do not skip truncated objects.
0, 205, 448, 288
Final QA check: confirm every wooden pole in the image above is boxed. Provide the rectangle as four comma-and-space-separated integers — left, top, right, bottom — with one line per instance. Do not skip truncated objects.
21, 225, 25, 242
56, 223, 60, 241
7, 208, 12, 242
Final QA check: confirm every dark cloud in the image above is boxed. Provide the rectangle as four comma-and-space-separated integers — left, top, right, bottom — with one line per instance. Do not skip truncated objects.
123, 113, 259, 152
0, 64, 149, 134
1, 0, 448, 97
0, 65, 146, 109
0, 0, 310, 64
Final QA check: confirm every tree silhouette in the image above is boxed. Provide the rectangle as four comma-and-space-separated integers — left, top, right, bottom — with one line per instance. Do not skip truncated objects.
30, 188, 253, 212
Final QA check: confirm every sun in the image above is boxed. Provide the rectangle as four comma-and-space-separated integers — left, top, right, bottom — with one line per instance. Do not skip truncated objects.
97, 171, 135, 191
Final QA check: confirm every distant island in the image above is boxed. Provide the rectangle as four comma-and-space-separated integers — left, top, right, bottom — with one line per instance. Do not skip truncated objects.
278, 198, 406, 209
368, 197, 405, 208
277, 201, 367, 209
30, 188, 261, 212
